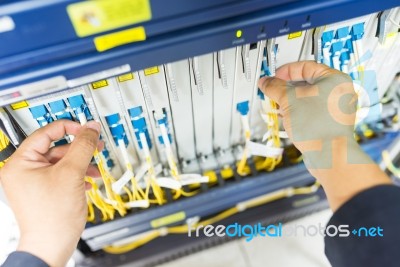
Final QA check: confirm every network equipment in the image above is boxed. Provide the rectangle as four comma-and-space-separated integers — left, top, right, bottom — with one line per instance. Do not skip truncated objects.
0, 1, 399, 266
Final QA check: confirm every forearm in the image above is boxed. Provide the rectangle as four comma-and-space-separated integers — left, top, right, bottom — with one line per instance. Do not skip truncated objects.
307, 138, 392, 211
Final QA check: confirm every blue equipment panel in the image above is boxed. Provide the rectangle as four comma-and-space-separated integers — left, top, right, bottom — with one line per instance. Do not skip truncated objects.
0, 0, 398, 101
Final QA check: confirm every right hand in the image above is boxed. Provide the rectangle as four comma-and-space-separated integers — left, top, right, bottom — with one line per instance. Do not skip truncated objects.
0, 120, 101, 267
258, 61, 391, 211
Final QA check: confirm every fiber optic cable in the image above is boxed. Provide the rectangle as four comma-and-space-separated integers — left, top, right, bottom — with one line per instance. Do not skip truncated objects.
237, 112, 252, 176
103, 182, 321, 253
0, 130, 11, 168
76, 112, 128, 217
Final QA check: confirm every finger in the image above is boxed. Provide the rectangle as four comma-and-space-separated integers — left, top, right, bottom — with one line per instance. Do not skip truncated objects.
275, 61, 339, 84
18, 120, 82, 156
56, 121, 101, 179
85, 182, 92, 190
86, 165, 101, 178
44, 140, 104, 163
258, 76, 289, 106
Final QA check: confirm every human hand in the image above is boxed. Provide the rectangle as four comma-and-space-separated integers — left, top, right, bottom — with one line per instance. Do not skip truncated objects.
259, 61, 391, 210
0, 120, 101, 267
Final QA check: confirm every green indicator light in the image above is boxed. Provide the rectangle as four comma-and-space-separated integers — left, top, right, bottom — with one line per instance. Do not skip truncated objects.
236, 30, 243, 38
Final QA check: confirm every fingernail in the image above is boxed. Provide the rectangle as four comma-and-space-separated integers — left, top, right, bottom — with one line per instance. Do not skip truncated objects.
86, 121, 101, 134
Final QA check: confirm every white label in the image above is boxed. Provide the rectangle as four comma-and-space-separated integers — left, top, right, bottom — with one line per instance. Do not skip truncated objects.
179, 174, 209, 186
135, 164, 149, 183
247, 141, 283, 158
156, 177, 182, 190
0, 16, 15, 33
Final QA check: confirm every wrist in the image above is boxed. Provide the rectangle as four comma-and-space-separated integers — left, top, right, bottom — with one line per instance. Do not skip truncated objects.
305, 137, 392, 211
18, 232, 77, 267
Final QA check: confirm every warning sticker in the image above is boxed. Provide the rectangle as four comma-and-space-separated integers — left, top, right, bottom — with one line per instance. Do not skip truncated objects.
288, 31, 303, 39
94, 27, 146, 52
91, 80, 109, 89
67, 0, 152, 37
118, 73, 134, 82
144, 67, 159, 76
10, 100, 29, 110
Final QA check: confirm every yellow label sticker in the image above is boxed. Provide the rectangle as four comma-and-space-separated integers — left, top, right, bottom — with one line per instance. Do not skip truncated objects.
144, 66, 159, 76
10, 100, 29, 110
150, 212, 186, 228
91, 80, 108, 89
67, 0, 152, 37
288, 31, 302, 39
94, 26, 146, 52
118, 73, 134, 82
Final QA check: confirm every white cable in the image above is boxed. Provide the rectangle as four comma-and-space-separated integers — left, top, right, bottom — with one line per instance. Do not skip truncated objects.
389, 17, 400, 27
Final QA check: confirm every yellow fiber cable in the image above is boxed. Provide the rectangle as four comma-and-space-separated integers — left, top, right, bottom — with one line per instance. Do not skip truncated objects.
259, 99, 282, 171
103, 231, 161, 254
87, 198, 96, 222
0, 130, 10, 168
103, 182, 321, 253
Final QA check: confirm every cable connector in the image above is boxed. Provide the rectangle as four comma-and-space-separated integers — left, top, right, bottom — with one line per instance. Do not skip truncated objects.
236, 101, 249, 116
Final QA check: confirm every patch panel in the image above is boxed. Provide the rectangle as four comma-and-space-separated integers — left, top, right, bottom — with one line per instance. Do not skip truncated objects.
67, 94, 93, 121
231, 42, 264, 152
48, 100, 74, 120
138, 66, 178, 169
189, 54, 216, 171
29, 105, 53, 127
213, 48, 236, 166
128, 106, 152, 150
165, 60, 199, 173
105, 113, 129, 148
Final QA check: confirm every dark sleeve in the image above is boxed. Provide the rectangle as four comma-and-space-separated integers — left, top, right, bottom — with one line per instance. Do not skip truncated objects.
325, 185, 400, 267
1, 252, 49, 267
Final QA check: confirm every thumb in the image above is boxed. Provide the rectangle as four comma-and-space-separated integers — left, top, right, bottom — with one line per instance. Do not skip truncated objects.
56, 121, 101, 178
258, 76, 289, 106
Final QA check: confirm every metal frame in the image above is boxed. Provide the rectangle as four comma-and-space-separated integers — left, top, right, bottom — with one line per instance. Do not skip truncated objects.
1, 0, 399, 96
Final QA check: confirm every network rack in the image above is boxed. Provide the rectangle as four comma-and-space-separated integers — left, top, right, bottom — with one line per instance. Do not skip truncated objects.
0, 1, 399, 266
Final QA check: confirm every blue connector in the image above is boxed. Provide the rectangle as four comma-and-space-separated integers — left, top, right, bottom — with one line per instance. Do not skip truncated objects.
237, 101, 249, 116
321, 31, 334, 48
350, 23, 364, 41
158, 134, 172, 145
340, 51, 350, 63
105, 113, 129, 147
128, 106, 143, 118
128, 106, 153, 150
105, 113, 120, 125
344, 39, 354, 54
257, 89, 265, 100
29, 105, 53, 127
106, 159, 114, 168
49, 100, 73, 120
67, 95, 93, 120
155, 112, 173, 146
330, 42, 343, 59
335, 26, 349, 40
